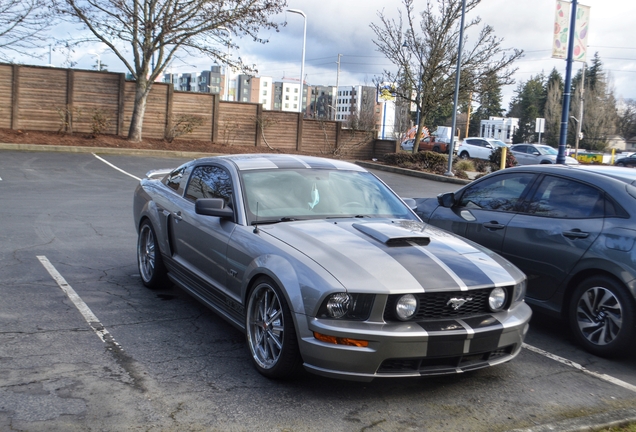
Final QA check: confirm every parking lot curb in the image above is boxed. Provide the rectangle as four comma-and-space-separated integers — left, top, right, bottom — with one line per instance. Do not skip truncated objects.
508, 407, 636, 432
0, 142, 220, 159
355, 160, 472, 185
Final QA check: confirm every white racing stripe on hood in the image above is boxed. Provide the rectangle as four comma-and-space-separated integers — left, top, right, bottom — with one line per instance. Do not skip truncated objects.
434, 232, 516, 287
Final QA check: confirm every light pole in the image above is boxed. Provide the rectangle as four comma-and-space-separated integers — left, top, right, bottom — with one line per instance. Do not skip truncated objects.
287, 9, 306, 114
218, 27, 231, 101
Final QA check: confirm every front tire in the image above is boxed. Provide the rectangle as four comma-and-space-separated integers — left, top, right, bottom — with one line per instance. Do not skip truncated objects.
246, 277, 303, 379
568, 275, 636, 357
137, 220, 168, 289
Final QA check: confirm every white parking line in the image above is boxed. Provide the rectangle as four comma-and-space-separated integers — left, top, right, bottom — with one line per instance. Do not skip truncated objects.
92, 153, 141, 181
37, 255, 123, 351
523, 343, 636, 393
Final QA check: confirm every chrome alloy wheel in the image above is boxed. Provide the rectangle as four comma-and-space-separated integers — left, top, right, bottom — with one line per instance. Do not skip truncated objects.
247, 282, 285, 369
138, 223, 157, 283
575, 286, 623, 346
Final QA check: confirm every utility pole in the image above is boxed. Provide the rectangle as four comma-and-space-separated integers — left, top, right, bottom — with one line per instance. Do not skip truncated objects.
333, 54, 341, 120
574, 64, 586, 158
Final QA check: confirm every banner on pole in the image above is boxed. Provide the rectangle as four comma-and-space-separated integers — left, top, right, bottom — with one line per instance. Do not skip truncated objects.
552, 1, 590, 62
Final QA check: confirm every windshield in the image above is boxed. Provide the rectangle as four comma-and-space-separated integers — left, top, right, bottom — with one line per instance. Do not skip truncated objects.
239, 169, 417, 224
537, 145, 558, 155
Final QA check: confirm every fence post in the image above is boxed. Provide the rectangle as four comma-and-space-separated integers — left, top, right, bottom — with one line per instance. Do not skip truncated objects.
334, 121, 342, 153
11, 65, 19, 130
117, 73, 125, 136
164, 84, 173, 140
296, 113, 304, 151
66, 69, 75, 134
211, 95, 219, 143
255, 104, 263, 147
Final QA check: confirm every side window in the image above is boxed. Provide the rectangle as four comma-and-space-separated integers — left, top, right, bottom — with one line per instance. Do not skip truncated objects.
459, 173, 535, 211
163, 166, 188, 193
185, 166, 233, 205
523, 176, 604, 218
514, 145, 527, 153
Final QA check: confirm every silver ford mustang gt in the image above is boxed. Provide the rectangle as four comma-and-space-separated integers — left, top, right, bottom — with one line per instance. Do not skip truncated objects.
133, 154, 531, 381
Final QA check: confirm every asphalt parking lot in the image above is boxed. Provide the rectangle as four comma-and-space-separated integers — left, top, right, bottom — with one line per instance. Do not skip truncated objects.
1, 148, 635, 431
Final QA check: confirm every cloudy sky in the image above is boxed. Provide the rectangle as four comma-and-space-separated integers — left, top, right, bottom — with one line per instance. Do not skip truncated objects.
37, 0, 636, 107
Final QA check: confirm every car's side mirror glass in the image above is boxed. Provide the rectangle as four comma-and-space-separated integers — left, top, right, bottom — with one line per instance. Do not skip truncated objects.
437, 192, 455, 208
195, 198, 234, 219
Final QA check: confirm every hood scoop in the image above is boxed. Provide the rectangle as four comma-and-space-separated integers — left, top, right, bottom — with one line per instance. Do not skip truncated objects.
352, 222, 430, 247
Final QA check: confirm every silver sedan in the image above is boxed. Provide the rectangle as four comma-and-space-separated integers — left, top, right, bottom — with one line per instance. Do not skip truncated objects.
133, 154, 531, 381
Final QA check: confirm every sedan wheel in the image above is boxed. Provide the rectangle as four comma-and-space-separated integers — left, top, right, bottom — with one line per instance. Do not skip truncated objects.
569, 276, 635, 357
137, 220, 168, 289
246, 277, 302, 379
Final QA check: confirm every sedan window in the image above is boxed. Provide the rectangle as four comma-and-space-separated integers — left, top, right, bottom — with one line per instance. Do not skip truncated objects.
459, 173, 535, 211
185, 166, 233, 206
523, 176, 604, 218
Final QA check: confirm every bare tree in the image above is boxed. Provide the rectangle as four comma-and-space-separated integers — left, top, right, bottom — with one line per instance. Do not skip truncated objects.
371, 0, 522, 152
0, 0, 54, 61
57, 0, 287, 141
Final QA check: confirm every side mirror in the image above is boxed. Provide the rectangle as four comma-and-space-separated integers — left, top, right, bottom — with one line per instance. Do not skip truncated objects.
402, 198, 417, 210
437, 192, 456, 208
195, 198, 234, 219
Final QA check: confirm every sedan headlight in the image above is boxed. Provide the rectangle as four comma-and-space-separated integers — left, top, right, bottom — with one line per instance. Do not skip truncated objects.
488, 287, 507, 312
318, 293, 374, 320
512, 279, 527, 305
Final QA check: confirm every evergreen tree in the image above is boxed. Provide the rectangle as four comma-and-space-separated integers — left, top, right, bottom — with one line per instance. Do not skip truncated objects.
468, 71, 504, 137
544, 68, 563, 146
509, 74, 546, 143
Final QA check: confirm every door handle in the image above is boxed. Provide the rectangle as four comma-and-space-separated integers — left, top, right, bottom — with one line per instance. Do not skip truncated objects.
562, 229, 589, 239
483, 222, 505, 230
174, 211, 183, 221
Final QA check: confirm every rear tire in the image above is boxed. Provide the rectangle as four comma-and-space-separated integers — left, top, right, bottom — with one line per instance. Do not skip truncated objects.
568, 275, 635, 357
246, 276, 303, 379
459, 151, 469, 160
137, 220, 168, 289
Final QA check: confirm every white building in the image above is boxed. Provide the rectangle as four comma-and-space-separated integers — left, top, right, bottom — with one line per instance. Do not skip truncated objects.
480, 116, 519, 144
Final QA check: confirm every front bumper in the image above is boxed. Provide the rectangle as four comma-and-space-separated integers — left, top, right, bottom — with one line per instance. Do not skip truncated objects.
296, 302, 532, 382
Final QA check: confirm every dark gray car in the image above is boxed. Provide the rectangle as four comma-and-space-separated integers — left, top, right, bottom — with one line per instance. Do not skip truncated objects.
415, 164, 636, 357
133, 154, 531, 381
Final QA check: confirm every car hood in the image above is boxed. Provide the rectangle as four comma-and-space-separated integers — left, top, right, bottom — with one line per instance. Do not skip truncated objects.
259, 219, 522, 294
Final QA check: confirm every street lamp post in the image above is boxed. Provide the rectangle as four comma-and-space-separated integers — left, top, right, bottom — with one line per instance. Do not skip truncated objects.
218, 27, 231, 101
287, 9, 306, 114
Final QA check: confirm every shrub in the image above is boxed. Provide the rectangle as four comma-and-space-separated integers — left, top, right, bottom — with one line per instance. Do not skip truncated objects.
454, 159, 475, 172
383, 151, 450, 174
89, 108, 111, 137
489, 147, 517, 171
165, 114, 204, 143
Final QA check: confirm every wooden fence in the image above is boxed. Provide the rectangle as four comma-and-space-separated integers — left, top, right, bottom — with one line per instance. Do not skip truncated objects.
1, 63, 396, 159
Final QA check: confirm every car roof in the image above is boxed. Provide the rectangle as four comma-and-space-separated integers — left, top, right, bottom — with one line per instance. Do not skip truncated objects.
190, 154, 367, 172
503, 163, 636, 184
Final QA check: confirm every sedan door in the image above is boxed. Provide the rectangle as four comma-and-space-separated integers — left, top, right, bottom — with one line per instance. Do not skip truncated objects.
501, 175, 604, 301
429, 172, 537, 253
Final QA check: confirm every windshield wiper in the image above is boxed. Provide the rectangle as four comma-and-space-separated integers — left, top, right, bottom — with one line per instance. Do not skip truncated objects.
251, 217, 301, 226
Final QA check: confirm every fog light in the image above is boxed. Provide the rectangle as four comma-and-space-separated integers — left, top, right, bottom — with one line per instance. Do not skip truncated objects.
489, 287, 507, 311
396, 294, 418, 321
326, 293, 351, 318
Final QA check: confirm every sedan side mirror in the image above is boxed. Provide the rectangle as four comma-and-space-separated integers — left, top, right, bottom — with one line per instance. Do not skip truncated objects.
437, 192, 456, 208
402, 198, 417, 210
195, 198, 234, 219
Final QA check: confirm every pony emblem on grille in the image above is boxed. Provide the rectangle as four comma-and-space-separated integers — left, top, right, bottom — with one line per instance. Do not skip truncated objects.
447, 297, 473, 310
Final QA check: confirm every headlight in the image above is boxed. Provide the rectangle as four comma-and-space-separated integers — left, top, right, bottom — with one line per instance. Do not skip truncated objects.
326, 293, 350, 318
512, 279, 527, 304
318, 293, 374, 320
488, 287, 507, 312
395, 294, 418, 321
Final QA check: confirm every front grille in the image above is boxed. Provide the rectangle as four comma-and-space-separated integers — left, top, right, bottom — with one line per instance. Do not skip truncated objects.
378, 345, 515, 374
384, 288, 510, 322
